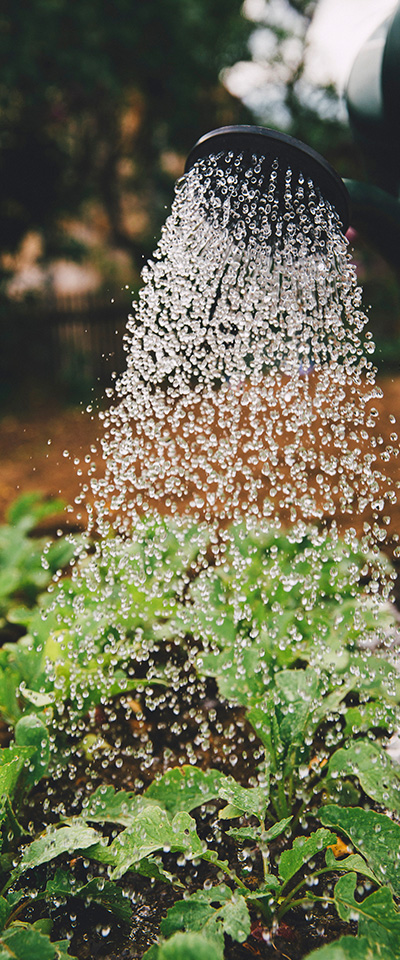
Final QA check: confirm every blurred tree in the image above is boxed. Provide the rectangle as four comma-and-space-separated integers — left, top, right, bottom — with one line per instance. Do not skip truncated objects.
0, 0, 251, 271
228, 0, 362, 178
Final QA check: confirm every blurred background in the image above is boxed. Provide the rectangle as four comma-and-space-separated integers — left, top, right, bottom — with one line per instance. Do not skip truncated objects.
0, 0, 399, 409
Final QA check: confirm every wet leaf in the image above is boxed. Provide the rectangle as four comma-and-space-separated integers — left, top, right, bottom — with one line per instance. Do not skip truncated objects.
96, 807, 203, 880
227, 815, 292, 845
0, 920, 62, 960
161, 885, 250, 950
83, 784, 157, 826
52, 940, 78, 960
157, 931, 223, 960
218, 777, 268, 820
325, 848, 379, 884
247, 668, 326, 779
15, 714, 50, 788
319, 806, 400, 897
0, 746, 35, 800
0, 897, 10, 932
0, 746, 37, 827
45, 868, 132, 923
226, 825, 261, 843
328, 740, 400, 813
343, 703, 397, 739
303, 934, 391, 959
246, 876, 281, 895
279, 829, 337, 883
16, 820, 102, 876
145, 766, 225, 814
19, 688, 54, 709
334, 873, 400, 956
134, 855, 183, 887
197, 640, 272, 706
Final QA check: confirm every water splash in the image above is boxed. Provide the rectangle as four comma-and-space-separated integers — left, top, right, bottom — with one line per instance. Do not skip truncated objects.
87, 153, 395, 573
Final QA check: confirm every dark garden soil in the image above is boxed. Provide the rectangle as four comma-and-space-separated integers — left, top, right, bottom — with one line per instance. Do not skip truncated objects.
0, 374, 399, 958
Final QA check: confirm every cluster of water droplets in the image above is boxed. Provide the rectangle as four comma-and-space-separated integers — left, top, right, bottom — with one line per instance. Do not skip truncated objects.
85, 151, 394, 560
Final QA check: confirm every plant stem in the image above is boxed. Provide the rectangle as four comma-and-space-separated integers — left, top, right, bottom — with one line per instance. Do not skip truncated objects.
201, 852, 249, 892
279, 866, 336, 908
276, 778, 289, 819
259, 820, 270, 881
278, 893, 334, 921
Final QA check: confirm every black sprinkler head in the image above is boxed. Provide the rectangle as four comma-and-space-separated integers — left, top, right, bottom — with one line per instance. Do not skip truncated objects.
185, 125, 350, 234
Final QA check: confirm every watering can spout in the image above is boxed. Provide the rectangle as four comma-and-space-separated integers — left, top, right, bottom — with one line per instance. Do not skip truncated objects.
185, 125, 350, 232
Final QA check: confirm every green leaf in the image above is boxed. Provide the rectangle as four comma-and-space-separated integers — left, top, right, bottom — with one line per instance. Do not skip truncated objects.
274, 669, 322, 747
319, 805, 400, 897
0, 921, 58, 960
279, 829, 337, 883
0, 795, 26, 845
134, 856, 182, 887
227, 815, 292, 846
53, 939, 78, 960
303, 934, 390, 959
19, 688, 54, 709
14, 715, 50, 788
161, 885, 250, 950
263, 816, 293, 842
16, 820, 102, 876
0, 897, 11, 932
142, 946, 160, 960
145, 766, 225, 815
161, 884, 233, 936
343, 702, 397, 738
82, 784, 157, 826
217, 803, 243, 820
246, 668, 325, 777
328, 741, 400, 813
0, 745, 36, 800
95, 807, 203, 880
6, 493, 65, 530
246, 876, 281, 895
226, 826, 261, 843
325, 848, 379, 885
45, 868, 132, 923
0, 666, 22, 725
196, 639, 272, 707
158, 932, 223, 960
218, 777, 268, 820
334, 874, 400, 957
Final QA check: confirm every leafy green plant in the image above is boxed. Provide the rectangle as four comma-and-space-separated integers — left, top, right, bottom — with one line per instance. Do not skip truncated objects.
0, 493, 76, 619
2, 770, 399, 959
0, 723, 75, 959
0, 500, 399, 958
183, 523, 397, 705
0, 512, 209, 724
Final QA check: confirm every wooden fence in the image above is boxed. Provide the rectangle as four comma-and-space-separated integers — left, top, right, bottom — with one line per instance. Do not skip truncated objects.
42, 293, 131, 389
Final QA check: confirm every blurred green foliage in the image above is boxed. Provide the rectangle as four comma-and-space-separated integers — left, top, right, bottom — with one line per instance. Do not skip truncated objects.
0, 0, 251, 265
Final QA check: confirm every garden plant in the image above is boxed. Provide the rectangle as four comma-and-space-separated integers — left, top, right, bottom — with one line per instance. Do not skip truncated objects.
0, 494, 399, 958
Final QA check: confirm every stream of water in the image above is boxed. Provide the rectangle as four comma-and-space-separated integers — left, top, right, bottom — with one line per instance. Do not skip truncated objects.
87, 153, 395, 565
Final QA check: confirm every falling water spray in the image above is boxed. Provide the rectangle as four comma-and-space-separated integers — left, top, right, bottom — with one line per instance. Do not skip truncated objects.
89, 126, 394, 577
